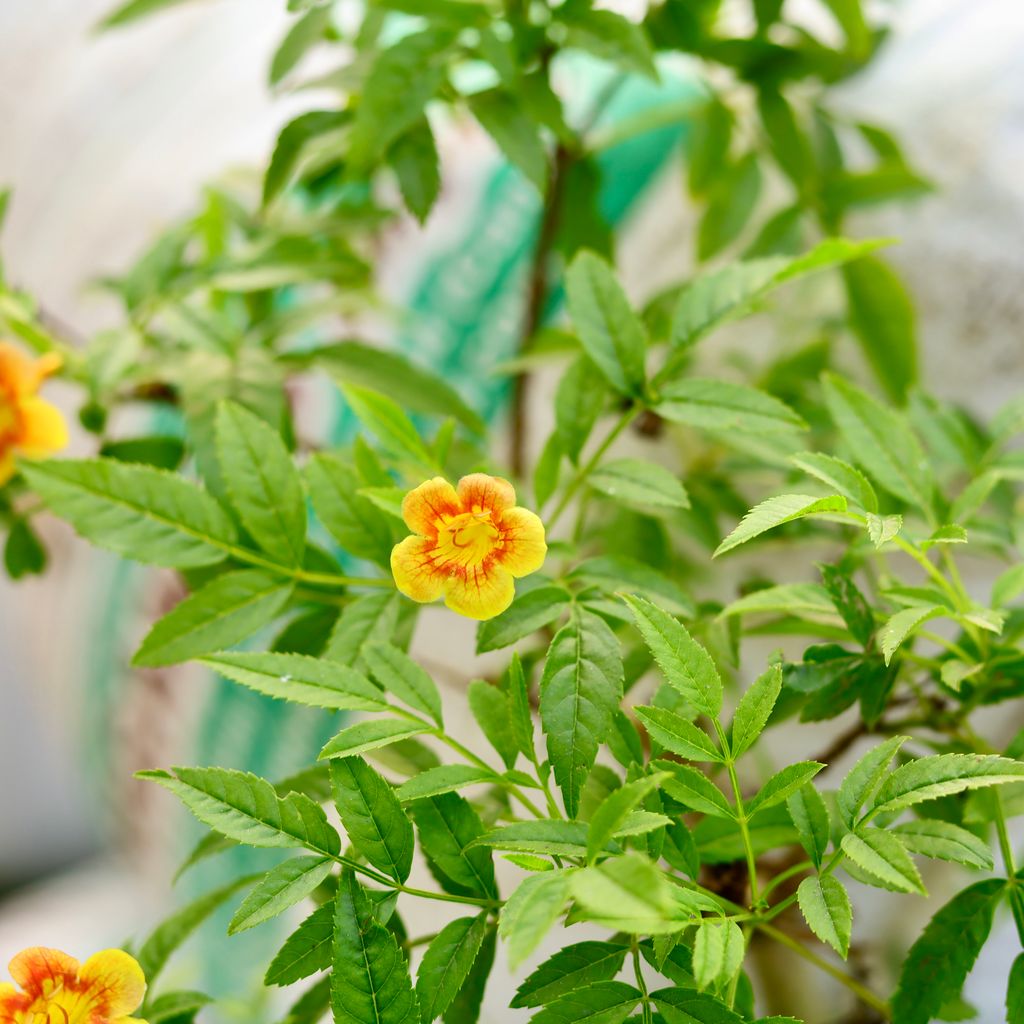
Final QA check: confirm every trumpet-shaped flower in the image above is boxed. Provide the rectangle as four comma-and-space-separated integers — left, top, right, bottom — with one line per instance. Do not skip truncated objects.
0, 947, 148, 1024
0, 343, 67, 485
391, 473, 547, 620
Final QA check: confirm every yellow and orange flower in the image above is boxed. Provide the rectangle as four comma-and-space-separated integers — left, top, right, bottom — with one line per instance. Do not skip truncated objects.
0, 947, 148, 1024
0, 342, 67, 485
391, 473, 547, 620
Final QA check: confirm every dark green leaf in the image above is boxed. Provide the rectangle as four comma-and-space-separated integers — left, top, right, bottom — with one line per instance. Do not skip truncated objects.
416, 913, 489, 1022
512, 941, 629, 1009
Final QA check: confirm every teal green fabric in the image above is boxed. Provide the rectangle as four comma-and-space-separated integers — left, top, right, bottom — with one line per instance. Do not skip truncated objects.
80, 67, 697, 1011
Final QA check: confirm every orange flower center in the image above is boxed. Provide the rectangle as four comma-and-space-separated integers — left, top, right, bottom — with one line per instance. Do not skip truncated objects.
0, 382, 19, 446
436, 510, 501, 569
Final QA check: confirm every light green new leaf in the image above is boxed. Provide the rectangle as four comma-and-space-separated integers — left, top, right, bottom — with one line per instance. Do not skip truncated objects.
891, 880, 1004, 1024
866, 513, 903, 549
569, 852, 676, 933
342, 384, 436, 471
332, 873, 420, 1024
408, 793, 496, 899
363, 642, 443, 726
265, 900, 335, 986
822, 373, 934, 511
993, 564, 1024, 608
540, 609, 623, 819
97, 0, 198, 29
395, 765, 496, 802
269, 4, 331, 84
20, 458, 236, 568
320, 719, 431, 760
720, 583, 837, 621
476, 585, 570, 653
920, 524, 967, 551
330, 757, 414, 883
693, 918, 745, 991
746, 762, 824, 816
789, 452, 878, 513
871, 754, 1024, 816
655, 378, 806, 435
625, 596, 722, 718
500, 871, 571, 969
229, 856, 334, 935
215, 401, 306, 567
730, 665, 782, 758
474, 820, 590, 858
589, 458, 690, 510
134, 571, 293, 667
529, 981, 641, 1024
878, 605, 946, 664
140, 766, 340, 854
892, 820, 994, 870
714, 494, 847, 558
797, 875, 852, 957
416, 913, 489, 1022
511, 941, 628, 1009
565, 250, 647, 397
634, 706, 722, 762
202, 651, 389, 712
837, 735, 909, 827
840, 828, 925, 894
786, 784, 830, 867
586, 774, 668, 864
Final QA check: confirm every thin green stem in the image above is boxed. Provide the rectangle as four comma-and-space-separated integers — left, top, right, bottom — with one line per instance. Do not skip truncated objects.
229, 542, 392, 590
758, 923, 890, 1018
631, 938, 653, 1024
713, 721, 760, 907
917, 629, 973, 664
759, 860, 813, 900
994, 790, 1018, 878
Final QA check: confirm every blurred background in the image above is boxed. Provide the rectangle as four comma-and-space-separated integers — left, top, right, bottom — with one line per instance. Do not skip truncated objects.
1, 0, 1024, 1019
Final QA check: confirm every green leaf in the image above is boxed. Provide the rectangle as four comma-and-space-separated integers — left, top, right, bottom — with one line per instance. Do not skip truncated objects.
992, 564, 1024, 608
837, 736, 909, 827
506, 653, 535, 764
892, 820, 993, 870
3, 519, 46, 578
634, 707, 721, 762
625, 596, 721, 718
264, 110, 350, 206
342, 384, 436, 471
654, 378, 806, 435
789, 452, 878, 513
871, 754, 1024, 816
528, 981, 642, 1024
920, 524, 967, 551
714, 494, 847, 558
840, 828, 925, 894
693, 918, 744, 991
820, 564, 875, 648
558, 7, 656, 79
364, 642, 443, 727
475, 585, 570, 654
408, 793, 496, 899
468, 88, 547, 192
270, 4, 331, 84
134, 571, 293, 668
565, 250, 647, 397
467, 679, 518, 770
215, 401, 306, 567
878, 605, 945, 665
697, 153, 761, 261
140, 766, 341, 854
586, 774, 668, 864
747, 762, 824, 816
589, 458, 690, 510
265, 900, 335, 986
757, 88, 813, 191
822, 373, 933, 510
569, 852, 677, 933
416, 913, 489, 1022
1008, 953, 1024, 1024
730, 665, 782, 758
202, 651, 389, 712
313, 341, 484, 435
330, 757, 414, 883
540, 609, 624, 818
652, 988, 745, 1024
891, 880, 1004, 1024
325, 591, 400, 667
556, 356, 607, 463
797, 875, 851, 957
842, 255, 918, 403
442, 923, 494, 1024
655, 761, 735, 820
229, 856, 334, 935
499, 871, 570, 969
720, 583, 837, 621
332, 873, 421, 1024
144, 990, 212, 1023
568, 557, 695, 618
21, 458, 236, 569
137, 876, 256, 985
320, 719, 431, 760
786, 784, 830, 867
97, 0, 198, 29
395, 765, 495, 802
512, 941, 629, 1009
475, 820, 590, 858
387, 119, 441, 223
866, 513, 903, 549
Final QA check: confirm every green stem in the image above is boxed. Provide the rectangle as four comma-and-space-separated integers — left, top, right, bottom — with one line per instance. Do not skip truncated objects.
713, 721, 760, 907
331, 852, 495, 907
758, 923, 890, 1018
229, 542, 392, 590
759, 860, 813, 900
631, 938, 653, 1024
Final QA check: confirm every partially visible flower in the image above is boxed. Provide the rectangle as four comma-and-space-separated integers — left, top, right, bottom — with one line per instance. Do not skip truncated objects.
0, 342, 67, 485
0, 947, 148, 1024
391, 473, 547, 620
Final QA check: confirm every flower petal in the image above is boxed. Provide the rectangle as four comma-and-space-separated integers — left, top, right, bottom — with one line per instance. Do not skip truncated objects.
401, 477, 461, 536
0, 449, 15, 486
391, 535, 448, 604
0, 980, 28, 1017
444, 564, 515, 620
457, 474, 516, 516
16, 397, 68, 456
8, 947, 80, 999
0, 344, 61, 398
496, 506, 547, 577
78, 949, 147, 1018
